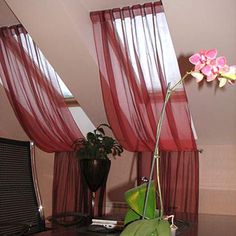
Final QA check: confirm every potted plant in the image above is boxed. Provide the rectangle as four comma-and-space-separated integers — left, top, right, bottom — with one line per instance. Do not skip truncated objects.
76, 123, 123, 161
75, 124, 123, 216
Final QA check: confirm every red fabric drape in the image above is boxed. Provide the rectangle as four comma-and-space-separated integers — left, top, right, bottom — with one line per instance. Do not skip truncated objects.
91, 2, 199, 214
0, 25, 85, 214
159, 151, 199, 214
90, 3, 196, 152
0, 25, 83, 152
53, 152, 81, 214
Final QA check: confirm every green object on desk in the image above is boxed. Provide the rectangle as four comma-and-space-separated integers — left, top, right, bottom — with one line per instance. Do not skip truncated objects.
121, 218, 170, 236
124, 182, 156, 225
122, 182, 170, 236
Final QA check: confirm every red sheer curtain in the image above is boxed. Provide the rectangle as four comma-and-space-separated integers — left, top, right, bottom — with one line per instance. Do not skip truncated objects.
52, 152, 93, 214
137, 151, 199, 214
91, 2, 199, 214
0, 25, 82, 152
0, 25, 85, 214
159, 151, 199, 214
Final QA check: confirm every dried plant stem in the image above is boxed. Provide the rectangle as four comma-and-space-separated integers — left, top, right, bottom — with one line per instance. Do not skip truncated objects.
142, 72, 190, 219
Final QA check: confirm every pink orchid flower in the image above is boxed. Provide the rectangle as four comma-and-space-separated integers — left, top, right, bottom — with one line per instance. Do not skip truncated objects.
189, 49, 217, 71
189, 49, 236, 87
201, 56, 229, 82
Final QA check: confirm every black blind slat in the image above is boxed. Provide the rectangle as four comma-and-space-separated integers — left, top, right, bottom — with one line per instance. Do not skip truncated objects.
0, 137, 45, 235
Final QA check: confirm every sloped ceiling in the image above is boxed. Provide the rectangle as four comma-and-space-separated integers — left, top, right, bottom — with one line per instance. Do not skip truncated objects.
2, 0, 236, 146
0, 0, 18, 26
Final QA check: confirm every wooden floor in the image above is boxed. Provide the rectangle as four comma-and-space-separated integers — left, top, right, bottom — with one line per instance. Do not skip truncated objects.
33, 214, 236, 236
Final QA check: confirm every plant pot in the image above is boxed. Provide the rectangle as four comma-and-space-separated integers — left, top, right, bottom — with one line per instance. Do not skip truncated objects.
80, 159, 111, 192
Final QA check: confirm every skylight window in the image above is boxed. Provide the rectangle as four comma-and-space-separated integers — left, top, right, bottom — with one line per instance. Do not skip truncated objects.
113, 9, 197, 139
16, 32, 74, 99
114, 12, 182, 91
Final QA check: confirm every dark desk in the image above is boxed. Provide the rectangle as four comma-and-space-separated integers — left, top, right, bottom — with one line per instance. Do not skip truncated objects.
176, 214, 236, 236
34, 226, 120, 236
196, 214, 236, 236
34, 214, 236, 236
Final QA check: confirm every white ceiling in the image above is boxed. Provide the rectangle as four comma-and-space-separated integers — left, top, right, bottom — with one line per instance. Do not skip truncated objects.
78, 0, 154, 11
1, 0, 236, 146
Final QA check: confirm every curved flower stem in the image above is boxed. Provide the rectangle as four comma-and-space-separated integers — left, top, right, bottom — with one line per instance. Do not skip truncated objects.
153, 87, 171, 218
170, 72, 191, 92
142, 72, 191, 220
142, 83, 171, 219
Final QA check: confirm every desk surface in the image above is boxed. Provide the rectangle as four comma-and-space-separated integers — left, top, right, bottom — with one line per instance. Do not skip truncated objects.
34, 214, 236, 236
34, 227, 120, 236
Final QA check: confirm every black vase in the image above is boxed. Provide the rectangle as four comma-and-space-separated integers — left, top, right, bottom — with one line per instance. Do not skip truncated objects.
80, 159, 111, 192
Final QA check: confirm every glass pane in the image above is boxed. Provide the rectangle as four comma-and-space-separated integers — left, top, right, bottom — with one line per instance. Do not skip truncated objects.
18, 33, 74, 99
58, 79, 74, 98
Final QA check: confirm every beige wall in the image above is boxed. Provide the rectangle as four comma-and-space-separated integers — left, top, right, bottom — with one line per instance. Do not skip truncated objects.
199, 145, 236, 215
106, 151, 137, 202
0, 86, 27, 140
34, 148, 54, 218
0, 0, 18, 27
163, 0, 236, 215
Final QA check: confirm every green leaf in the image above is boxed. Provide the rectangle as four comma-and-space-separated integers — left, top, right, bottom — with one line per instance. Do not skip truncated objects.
124, 182, 156, 225
86, 132, 96, 141
155, 219, 171, 236
97, 123, 112, 129
96, 127, 105, 135
124, 208, 141, 226
120, 219, 170, 236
